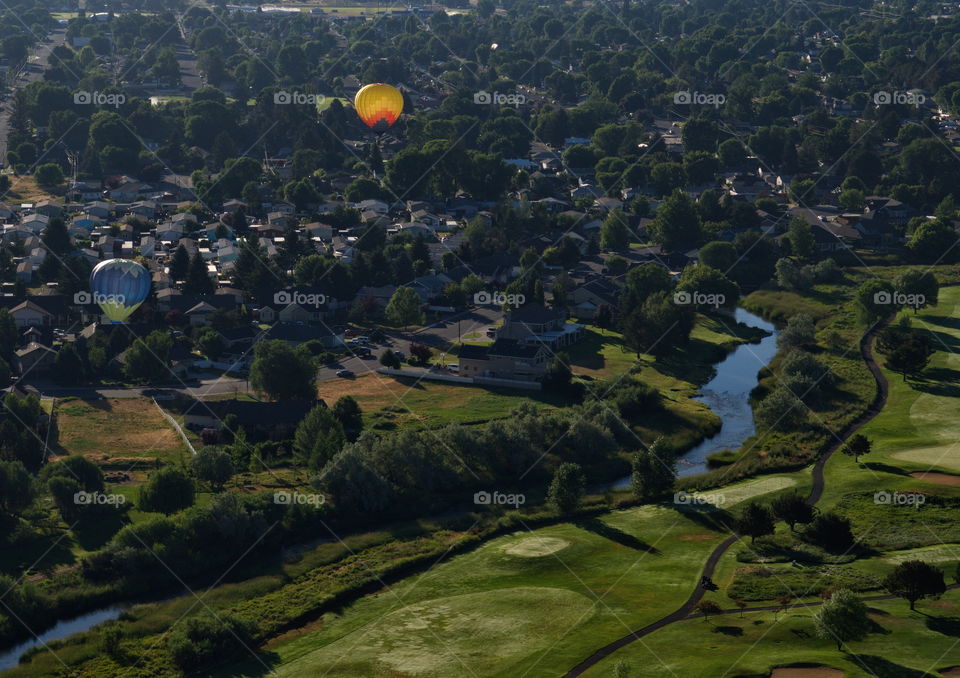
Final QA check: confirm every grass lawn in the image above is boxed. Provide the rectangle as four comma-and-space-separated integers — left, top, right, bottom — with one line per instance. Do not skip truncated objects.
580, 590, 960, 677
52, 398, 190, 466
3, 175, 59, 203
209, 505, 725, 678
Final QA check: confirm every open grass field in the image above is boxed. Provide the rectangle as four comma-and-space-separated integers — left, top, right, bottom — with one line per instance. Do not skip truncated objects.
52, 398, 189, 465
210, 505, 726, 678
580, 590, 960, 677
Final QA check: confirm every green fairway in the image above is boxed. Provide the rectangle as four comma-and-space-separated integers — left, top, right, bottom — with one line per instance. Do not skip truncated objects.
273, 587, 594, 677
580, 590, 960, 677
212, 505, 726, 677
689, 475, 799, 507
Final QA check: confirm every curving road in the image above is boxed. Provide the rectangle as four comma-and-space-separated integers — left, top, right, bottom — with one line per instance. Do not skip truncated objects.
564, 318, 892, 677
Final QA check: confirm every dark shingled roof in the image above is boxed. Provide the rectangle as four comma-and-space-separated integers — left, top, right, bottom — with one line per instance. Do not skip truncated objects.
486, 338, 543, 359
506, 302, 564, 325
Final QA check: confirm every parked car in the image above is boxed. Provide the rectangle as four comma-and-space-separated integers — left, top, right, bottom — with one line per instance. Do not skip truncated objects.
336, 369, 354, 378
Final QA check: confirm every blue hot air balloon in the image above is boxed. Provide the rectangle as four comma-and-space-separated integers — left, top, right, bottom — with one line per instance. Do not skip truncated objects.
89, 259, 151, 323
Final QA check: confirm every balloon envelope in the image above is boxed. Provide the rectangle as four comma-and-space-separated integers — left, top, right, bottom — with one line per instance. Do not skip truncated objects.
89, 259, 151, 323
353, 83, 403, 132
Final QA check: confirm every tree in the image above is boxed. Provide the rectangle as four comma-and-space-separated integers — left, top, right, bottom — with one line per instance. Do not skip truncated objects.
648, 190, 702, 252
736, 501, 775, 543
675, 263, 739, 310
771, 492, 815, 531
123, 331, 173, 384
734, 599, 748, 618
631, 438, 676, 502
895, 269, 939, 313
191, 449, 235, 492
855, 279, 896, 324
168, 613, 255, 672
619, 263, 673, 315
813, 589, 872, 650
886, 334, 933, 381
99, 625, 123, 658
622, 292, 695, 357
777, 313, 816, 349
55, 343, 85, 384
409, 343, 432, 364
42, 217, 72, 256
884, 560, 947, 611
805, 512, 854, 551
754, 387, 806, 432
842, 434, 871, 463
0, 460, 35, 518
332, 396, 363, 442
600, 210, 630, 251
170, 244, 190, 281
249, 340, 316, 401
139, 467, 195, 515
695, 599, 723, 622
547, 462, 585, 514
185, 252, 214, 295
292, 405, 345, 470
698, 241, 737, 273
908, 218, 959, 264
385, 287, 424, 330
787, 218, 815, 260
380, 349, 402, 369
34, 163, 64, 188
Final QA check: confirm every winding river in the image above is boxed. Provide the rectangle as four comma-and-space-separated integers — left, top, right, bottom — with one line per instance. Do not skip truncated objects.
0, 606, 126, 672
605, 306, 778, 489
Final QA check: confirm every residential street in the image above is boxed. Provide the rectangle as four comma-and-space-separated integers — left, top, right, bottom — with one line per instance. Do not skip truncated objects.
0, 28, 67, 161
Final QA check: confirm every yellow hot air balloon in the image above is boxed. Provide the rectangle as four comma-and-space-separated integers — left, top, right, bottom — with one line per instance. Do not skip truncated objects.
354, 83, 404, 133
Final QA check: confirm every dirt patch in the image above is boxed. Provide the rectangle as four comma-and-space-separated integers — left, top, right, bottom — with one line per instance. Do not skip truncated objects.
911, 472, 960, 487
941, 667, 960, 677
503, 537, 570, 557
770, 667, 843, 678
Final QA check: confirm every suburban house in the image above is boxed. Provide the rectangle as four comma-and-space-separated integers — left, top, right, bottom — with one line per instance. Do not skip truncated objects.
459, 340, 551, 380
15, 342, 56, 375
458, 303, 583, 381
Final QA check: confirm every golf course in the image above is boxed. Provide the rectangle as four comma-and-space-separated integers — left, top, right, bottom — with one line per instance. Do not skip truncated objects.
208, 285, 960, 678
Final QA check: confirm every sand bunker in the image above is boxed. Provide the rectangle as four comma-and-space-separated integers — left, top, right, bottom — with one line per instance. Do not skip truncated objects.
770, 667, 843, 678
503, 536, 570, 557
911, 471, 960, 487
940, 667, 960, 677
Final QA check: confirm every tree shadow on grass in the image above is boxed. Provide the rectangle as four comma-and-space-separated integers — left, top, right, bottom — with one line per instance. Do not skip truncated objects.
921, 314, 960, 333
861, 462, 912, 476
712, 625, 744, 636
195, 650, 282, 678
574, 518, 661, 554
913, 368, 960, 398
667, 504, 735, 534
846, 654, 937, 677
926, 615, 960, 637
